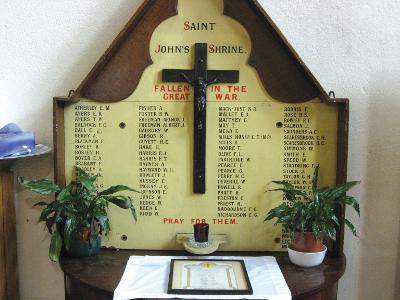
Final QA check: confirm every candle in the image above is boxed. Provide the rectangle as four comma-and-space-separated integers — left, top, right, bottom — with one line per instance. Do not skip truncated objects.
194, 223, 209, 243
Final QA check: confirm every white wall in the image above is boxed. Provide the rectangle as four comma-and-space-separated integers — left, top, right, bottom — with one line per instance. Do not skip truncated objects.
1, 1, 399, 299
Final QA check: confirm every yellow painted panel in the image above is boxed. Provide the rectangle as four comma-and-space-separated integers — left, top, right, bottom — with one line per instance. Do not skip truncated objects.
64, 0, 338, 251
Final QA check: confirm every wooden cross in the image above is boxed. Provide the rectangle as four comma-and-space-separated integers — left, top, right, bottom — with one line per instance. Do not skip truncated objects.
162, 43, 239, 194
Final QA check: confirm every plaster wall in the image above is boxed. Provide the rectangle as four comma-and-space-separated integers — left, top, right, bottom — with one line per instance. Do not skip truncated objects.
1, 1, 399, 299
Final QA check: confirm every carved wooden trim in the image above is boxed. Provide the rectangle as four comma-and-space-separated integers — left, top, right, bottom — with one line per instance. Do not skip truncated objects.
224, 0, 328, 103
74, 0, 178, 102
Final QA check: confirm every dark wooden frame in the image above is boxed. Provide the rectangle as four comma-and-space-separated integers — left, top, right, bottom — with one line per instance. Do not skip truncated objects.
333, 98, 350, 255
53, 1, 350, 300
53, 98, 350, 256
53, 0, 350, 257
167, 259, 253, 295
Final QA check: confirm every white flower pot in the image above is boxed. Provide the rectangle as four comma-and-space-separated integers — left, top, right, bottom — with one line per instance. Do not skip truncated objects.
288, 245, 327, 267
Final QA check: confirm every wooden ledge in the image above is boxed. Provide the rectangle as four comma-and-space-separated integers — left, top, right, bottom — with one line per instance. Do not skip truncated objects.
60, 249, 346, 300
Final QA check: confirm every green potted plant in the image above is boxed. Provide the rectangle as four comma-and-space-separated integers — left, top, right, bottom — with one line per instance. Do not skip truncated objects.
265, 165, 360, 267
19, 166, 139, 262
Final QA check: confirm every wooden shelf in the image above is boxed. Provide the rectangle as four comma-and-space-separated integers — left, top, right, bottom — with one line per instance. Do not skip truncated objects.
61, 249, 346, 300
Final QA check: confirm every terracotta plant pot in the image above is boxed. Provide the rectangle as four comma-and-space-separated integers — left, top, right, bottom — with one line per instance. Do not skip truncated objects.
291, 232, 324, 253
76, 227, 90, 241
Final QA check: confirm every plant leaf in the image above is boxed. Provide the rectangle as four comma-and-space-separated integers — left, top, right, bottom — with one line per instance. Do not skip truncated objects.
329, 212, 340, 226
45, 215, 56, 234
106, 196, 133, 209
271, 181, 296, 190
90, 219, 100, 244
312, 165, 320, 193
322, 223, 337, 240
314, 191, 320, 208
49, 231, 62, 262
19, 178, 60, 195
32, 201, 49, 208
56, 183, 74, 202
311, 223, 321, 240
76, 167, 97, 191
340, 196, 360, 216
96, 215, 110, 235
325, 181, 359, 200
63, 217, 77, 251
38, 202, 56, 222
264, 205, 291, 222
344, 218, 358, 237
268, 188, 310, 201
99, 185, 140, 196
130, 206, 137, 222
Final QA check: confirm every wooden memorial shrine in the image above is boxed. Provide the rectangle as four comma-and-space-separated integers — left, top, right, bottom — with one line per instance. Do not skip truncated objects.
54, 0, 349, 299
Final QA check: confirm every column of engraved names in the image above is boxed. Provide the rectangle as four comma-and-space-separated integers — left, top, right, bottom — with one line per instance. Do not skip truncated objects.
138, 105, 164, 218
216, 106, 260, 225
73, 104, 109, 182
281, 105, 327, 248
138, 105, 185, 218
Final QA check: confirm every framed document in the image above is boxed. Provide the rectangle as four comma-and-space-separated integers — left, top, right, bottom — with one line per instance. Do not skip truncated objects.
167, 259, 253, 295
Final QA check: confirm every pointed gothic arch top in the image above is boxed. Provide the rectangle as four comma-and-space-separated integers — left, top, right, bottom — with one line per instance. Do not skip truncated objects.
74, 0, 328, 103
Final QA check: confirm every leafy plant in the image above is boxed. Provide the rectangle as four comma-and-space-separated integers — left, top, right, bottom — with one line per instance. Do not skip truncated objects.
19, 167, 139, 262
265, 165, 360, 241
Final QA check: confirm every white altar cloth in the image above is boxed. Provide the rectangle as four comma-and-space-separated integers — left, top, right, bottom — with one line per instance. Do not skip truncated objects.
114, 256, 291, 300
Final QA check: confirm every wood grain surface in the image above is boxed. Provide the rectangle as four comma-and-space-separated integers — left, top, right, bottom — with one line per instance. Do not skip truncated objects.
223, 0, 329, 103
0, 171, 5, 300
334, 99, 350, 255
0, 163, 19, 300
53, 97, 70, 187
61, 249, 346, 300
74, 0, 178, 102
